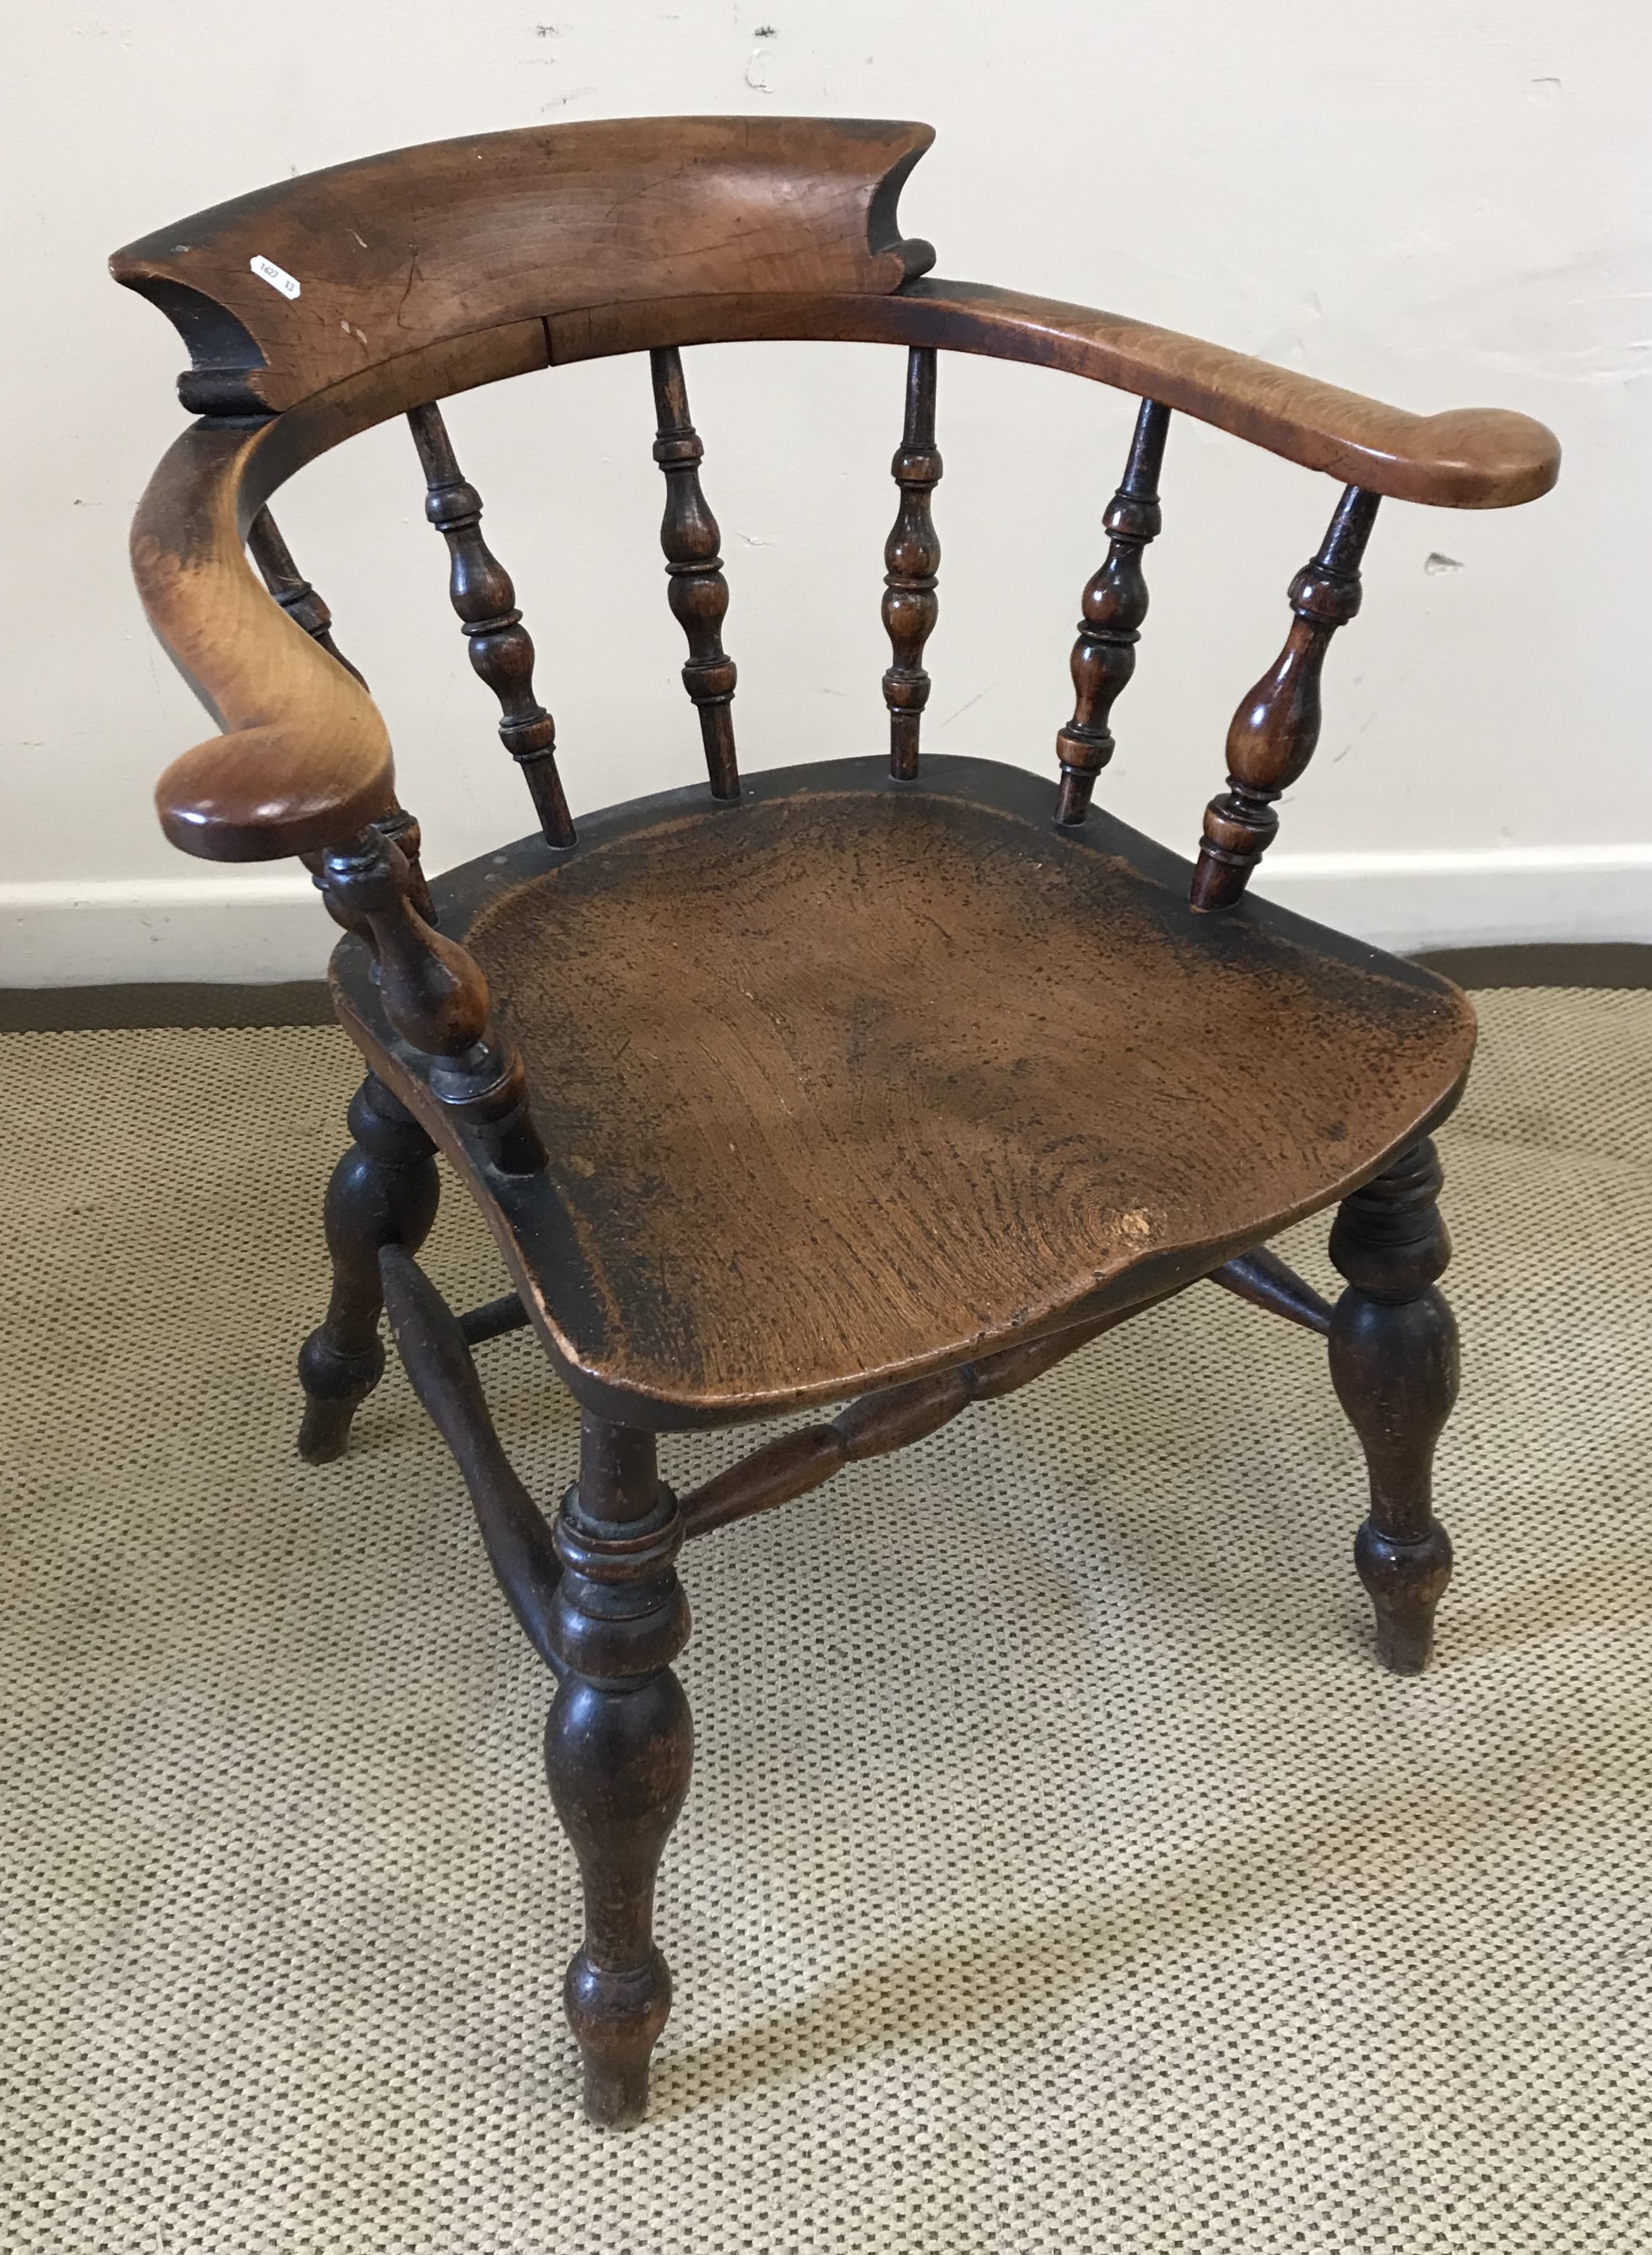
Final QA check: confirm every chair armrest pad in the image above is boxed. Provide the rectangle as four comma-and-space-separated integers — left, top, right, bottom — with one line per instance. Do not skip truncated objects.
896, 282, 1560, 508
133, 419, 394, 862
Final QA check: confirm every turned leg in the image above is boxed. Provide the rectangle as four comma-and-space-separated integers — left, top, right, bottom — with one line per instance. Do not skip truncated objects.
297, 1073, 440, 1462
544, 1413, 693, 2128
1328, 1137, 1458, 1675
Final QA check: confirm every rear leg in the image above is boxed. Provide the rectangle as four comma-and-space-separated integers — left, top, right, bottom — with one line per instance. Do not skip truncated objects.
298, 1073, 439, 1462
1328, 1137, 1458, 1673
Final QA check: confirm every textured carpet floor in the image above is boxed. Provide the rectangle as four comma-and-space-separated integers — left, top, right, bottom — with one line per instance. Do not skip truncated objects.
2, 992, 1648, 2253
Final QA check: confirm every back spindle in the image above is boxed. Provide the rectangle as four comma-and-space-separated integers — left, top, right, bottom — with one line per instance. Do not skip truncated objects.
1191, 485, 1380, 911
1054, 399, 1170, 824
649, 348, 739, 800
882, 346, 942, 780
248, 506, 435, 923
406, 402, 575, 851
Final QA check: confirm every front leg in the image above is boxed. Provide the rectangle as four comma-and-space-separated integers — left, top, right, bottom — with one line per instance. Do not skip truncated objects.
545, 1413, 694, 2127
1328, 1137, 1458, 1674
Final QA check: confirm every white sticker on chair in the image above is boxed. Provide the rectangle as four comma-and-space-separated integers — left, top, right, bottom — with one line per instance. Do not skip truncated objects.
249, 255, 301, 300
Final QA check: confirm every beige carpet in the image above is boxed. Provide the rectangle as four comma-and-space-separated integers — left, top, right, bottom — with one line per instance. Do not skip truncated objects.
2, 991, 1648, 2253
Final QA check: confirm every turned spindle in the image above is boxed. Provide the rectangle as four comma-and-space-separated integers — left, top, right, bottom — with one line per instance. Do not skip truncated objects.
1055, 399, 1170, 823
649, 347, 739, 800
407, 401, 575, 850
882, 346, 942, 780
1191, 485, 1380, 910
313, 827, 544, 1172
249, 508, 435, 923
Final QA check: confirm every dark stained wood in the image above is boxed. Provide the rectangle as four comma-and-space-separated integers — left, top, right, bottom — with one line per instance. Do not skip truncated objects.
544, 1411, 692, 2128
1209, 1247, 1334, 1336
649, 348, 739, 799
296, 1072, 439, 1463
1192, 486, 1380, 911
1329, 1138, 1458, 1674
379, 1244, 563, 1674
680, 1301, 1158, 1538
313, 826, 545, 1175
882, 346, 941, 779
458, 1292, 531, 1346
407, 402, 575, 849
1055, 398, 1169, 823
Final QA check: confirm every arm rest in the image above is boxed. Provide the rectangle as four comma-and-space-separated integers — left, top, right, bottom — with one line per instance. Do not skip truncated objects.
136, 418, 394, 861
547, 278, 1560, 510
899, 282, 1560, 508
132, 322, 546, 863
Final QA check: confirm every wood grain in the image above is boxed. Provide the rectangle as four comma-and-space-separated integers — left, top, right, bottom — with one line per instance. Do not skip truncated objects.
546, 278, 1560, 511
111, 116, 935, 415
139, 323, 547, 861
343, 756, 1482, 1423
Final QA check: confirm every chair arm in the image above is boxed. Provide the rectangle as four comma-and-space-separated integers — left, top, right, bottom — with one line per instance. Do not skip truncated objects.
131, 324, 547, 863
134, 416, 394, 861
898, 282, 1560, 508
548, 278, 1560, 510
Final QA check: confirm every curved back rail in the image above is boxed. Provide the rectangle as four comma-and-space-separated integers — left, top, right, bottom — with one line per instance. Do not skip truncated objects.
116, 115, 1559, 876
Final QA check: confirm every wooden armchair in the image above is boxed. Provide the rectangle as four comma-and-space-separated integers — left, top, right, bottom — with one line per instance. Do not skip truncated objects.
114, 117, 1559, 2128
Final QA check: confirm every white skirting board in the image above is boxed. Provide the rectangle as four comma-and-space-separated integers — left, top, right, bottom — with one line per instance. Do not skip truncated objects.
1, 848, 1650, 987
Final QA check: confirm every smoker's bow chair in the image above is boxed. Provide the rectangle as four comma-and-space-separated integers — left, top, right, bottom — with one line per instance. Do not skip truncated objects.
115, 117, 1559, 2127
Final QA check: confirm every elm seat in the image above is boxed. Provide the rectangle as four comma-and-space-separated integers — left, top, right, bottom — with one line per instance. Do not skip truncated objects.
334, 756, 1475, 1420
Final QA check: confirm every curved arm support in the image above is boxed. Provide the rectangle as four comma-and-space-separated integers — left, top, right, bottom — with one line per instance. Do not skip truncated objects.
134, 323, 548, 863
549, 280, 1560, 511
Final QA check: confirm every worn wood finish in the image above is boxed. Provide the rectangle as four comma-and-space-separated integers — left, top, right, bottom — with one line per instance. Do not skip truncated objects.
1328, 1138, 1458, 1673
1192, 486, 1381, 912
296, 1072, 439, 1463
325, 756, 1479, 1425
246, 506, 366, 685
545, 1412, 693, 2128
111, 117, 936, 416
407, 402, 575, 849
139, 323, 548, 862
1055, 398, 1169, 823
882, 346, 942, 778
246, 508, 436, 923
649, 349, 739, 799
546, 278, 1560, 511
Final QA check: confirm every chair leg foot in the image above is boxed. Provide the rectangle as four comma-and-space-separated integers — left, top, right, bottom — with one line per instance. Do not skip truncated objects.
1353, 1518, 1454, 1676
297, 1073, 439, 1463
296, 1389, 368, 1466
545, 1414, 693, 2128
1329, 1139, 1459, 1676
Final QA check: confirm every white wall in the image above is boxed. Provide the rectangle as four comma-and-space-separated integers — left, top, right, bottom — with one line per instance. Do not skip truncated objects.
4, 0, 1648, 982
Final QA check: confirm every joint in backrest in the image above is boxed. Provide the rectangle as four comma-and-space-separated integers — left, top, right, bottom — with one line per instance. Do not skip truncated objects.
110, 115, 935, 418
